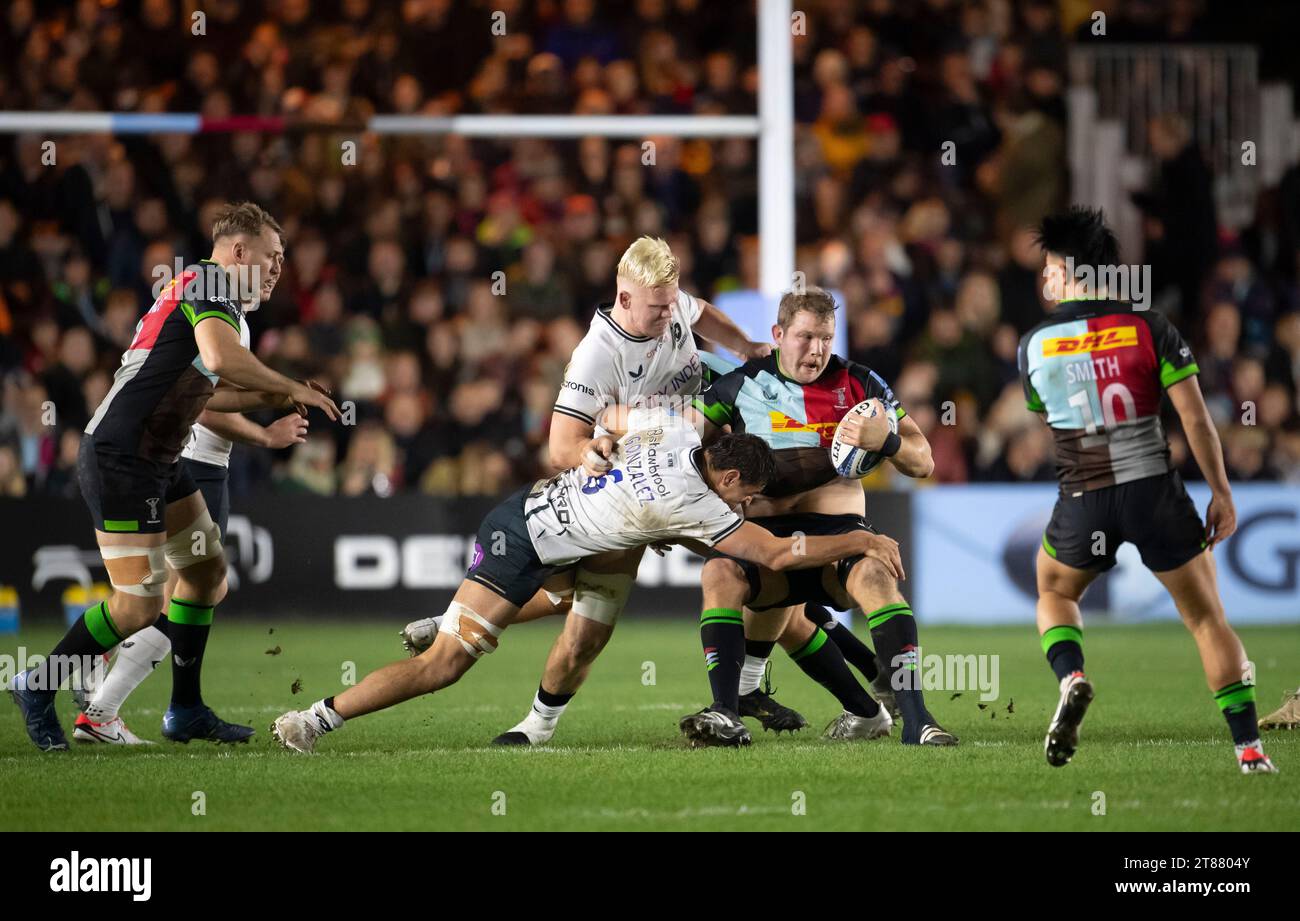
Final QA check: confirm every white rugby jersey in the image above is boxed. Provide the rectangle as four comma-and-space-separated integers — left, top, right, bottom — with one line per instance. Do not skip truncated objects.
523, 421, 743, 565
181, 313, 251, 468
553, 291, 705, 427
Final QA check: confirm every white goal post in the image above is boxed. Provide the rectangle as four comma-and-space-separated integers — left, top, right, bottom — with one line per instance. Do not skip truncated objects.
0, 0, 796, 299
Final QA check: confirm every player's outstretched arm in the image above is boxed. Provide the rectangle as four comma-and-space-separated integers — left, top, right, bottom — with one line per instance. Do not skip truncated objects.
714, 521, 904, 577
192, 406, 308, 450
1167, 377, 1236, 547
195, 318, 339, 420
694, 301, 771, 360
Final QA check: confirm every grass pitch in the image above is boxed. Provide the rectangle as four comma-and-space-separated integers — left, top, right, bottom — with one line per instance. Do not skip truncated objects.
1, 619, 1297, 831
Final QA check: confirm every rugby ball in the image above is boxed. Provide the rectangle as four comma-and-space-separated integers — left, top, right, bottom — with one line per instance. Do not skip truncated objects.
829, 399, 898, 478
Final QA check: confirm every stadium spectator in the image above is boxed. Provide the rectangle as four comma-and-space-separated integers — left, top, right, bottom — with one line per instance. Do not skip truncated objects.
0, 0, 1292, 503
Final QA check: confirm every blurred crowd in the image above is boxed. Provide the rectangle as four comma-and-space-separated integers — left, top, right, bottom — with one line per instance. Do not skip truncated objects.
1, 0, 1298, 502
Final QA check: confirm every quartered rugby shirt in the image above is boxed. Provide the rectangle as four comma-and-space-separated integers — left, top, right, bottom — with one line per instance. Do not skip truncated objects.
1017, 298, 1199, 495
86, 259, 244, 464
691, 351, 905, 497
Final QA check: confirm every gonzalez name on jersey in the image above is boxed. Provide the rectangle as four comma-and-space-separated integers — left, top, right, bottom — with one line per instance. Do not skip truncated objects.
522, 421, 743, 566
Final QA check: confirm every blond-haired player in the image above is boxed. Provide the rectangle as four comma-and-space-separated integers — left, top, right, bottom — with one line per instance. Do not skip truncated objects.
402, 236, 773, 745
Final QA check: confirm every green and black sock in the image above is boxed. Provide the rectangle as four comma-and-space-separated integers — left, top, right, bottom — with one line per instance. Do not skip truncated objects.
27, 601, 122, 694
167, 597, 214, 708
700, 607, 745, 713
1041, 625, 1085, 682
806, 604, 880, 682
1214, 680, 1259, 746
788, 627, 879, 718
867, 602, 932, 739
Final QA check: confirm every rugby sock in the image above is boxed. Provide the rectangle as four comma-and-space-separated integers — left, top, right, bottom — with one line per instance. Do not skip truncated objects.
532, 685, 573, 721
739, 640, 775, 696
25, 601, 122, 695
85, 615, 171, 721
166, 598, 214, 708
308, 697, 345, 734
806, 605, 881, 682
508, 686, 574, 742
700, 608, 745, 712
788, 627, 879, 718
1214, 681, 1260, 746
867, 603, 933, 740
1041, 625, 1085, 683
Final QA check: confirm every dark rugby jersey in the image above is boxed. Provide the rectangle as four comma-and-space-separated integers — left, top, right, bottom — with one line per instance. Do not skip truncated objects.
86, 260, 243, 463
1017, 299, 1199, 494
692, 352, 904, 497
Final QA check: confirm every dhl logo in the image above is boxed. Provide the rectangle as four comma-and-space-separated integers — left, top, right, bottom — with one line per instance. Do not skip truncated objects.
769, 411, 839, 444
1042, 326, 1137, 356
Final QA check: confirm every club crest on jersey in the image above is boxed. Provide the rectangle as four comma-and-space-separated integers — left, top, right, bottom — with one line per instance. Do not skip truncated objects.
1042, 326, 1137, 356
671, 321, 683, 346
833, 387, 848, 409
145, 498, 161, 523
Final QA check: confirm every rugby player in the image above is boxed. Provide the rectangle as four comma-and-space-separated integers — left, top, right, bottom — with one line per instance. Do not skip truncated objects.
271, 427, 903, 753
9, 202, 339, 751
403, 237, 783, 746
1020, 206, 1276, 773
679, 287, 958, 746
72, 256, 311, 744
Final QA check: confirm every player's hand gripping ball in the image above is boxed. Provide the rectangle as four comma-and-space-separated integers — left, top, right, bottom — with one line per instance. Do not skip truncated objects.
830, 398, 898, 478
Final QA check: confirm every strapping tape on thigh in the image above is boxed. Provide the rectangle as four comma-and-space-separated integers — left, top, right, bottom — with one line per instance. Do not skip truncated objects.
163, 510, 223, 570
572, 570, 634, 626
100, 544, 168, 597
438, 601, 502, 658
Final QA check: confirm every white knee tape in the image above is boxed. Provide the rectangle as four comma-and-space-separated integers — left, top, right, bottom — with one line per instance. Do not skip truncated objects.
439, 601, 503, 658
163, 510, 223, 570
572, 570, 635, 626
100, 545, 168, 597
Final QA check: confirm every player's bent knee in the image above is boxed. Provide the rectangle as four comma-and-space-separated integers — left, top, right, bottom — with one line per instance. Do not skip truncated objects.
415, 640, 474, 691
164, 510, 226, 601
701, 558, 747, 592
438, 600, 503, 660
847, 555, 895, 594
572, 570, 634, 626
101, 545, 169, 624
